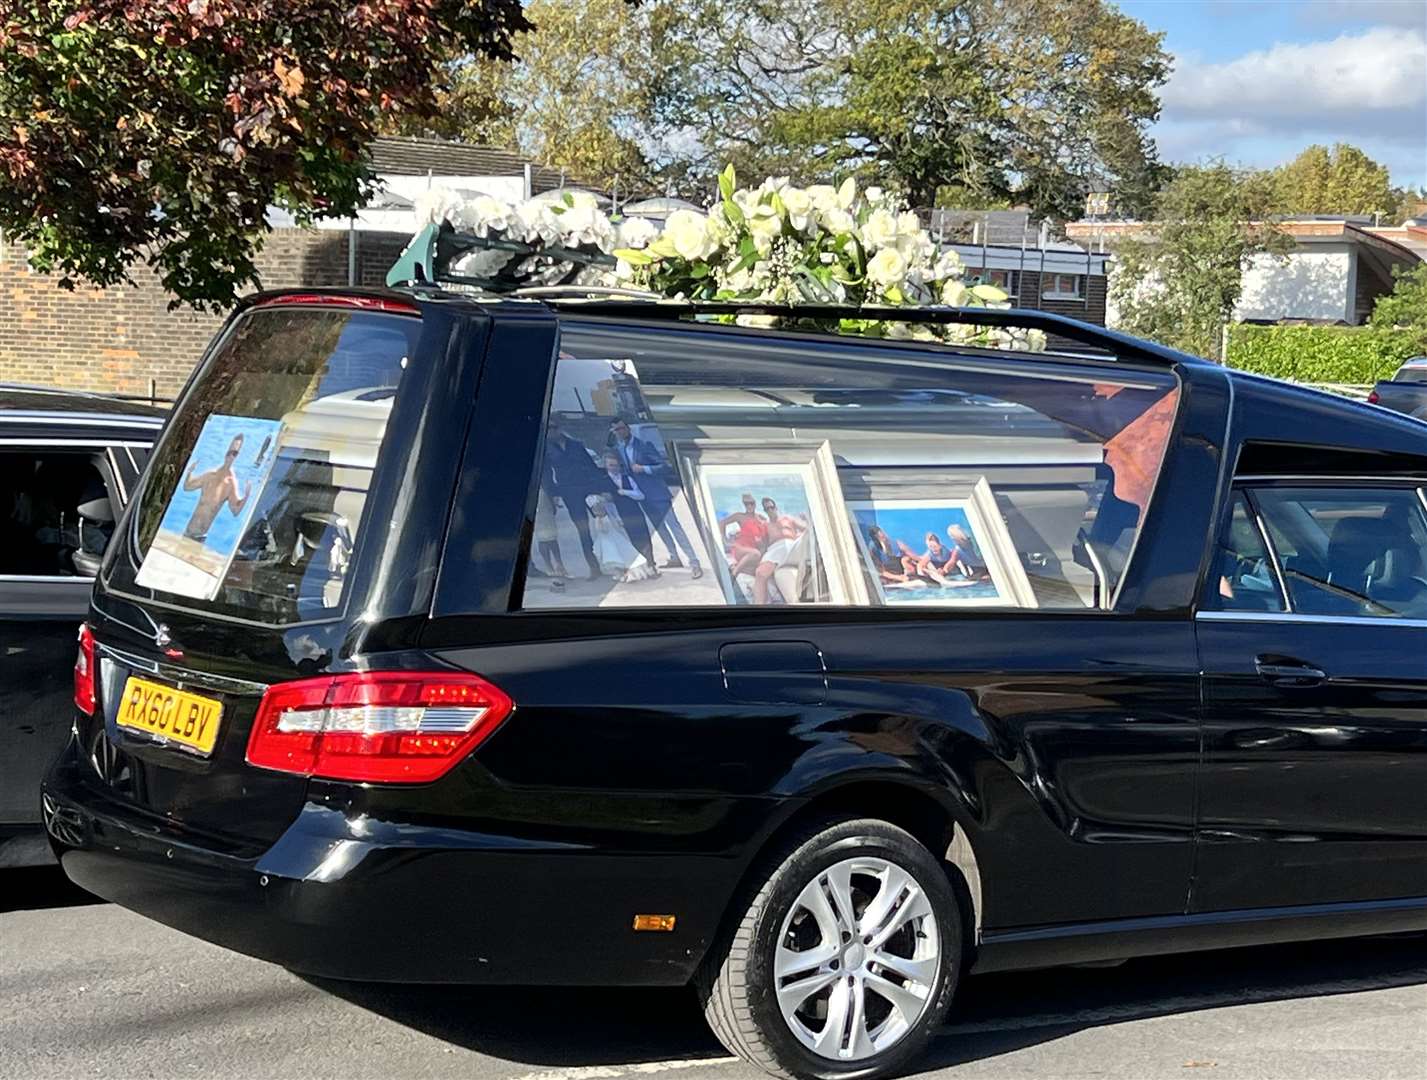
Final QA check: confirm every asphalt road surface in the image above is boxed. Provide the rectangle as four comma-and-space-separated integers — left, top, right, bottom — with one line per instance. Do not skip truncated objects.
3, 868, 1425, 1080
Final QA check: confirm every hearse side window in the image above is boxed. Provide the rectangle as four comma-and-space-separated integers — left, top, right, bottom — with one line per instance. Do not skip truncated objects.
110, 307, 419, 625
521, 325, 1180, 612
0, 451, 117, 578
1207, 492, 1287, 613
1249, 486, 1427, 619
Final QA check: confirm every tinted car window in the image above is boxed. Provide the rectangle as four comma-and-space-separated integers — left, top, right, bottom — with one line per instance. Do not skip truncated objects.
0, 451, 116, 578
523, 325, 1179, 611
1252, 486, 1427, 618
1208, 492, 1286, 613
110, 306, 418, 625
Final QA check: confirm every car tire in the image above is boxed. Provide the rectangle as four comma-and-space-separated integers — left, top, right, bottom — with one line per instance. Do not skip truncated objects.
699, 818, 960, 1080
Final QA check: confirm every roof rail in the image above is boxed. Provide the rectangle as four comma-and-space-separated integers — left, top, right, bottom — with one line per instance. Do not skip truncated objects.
384, 222, 1203, 367
542, 300, 1205, 368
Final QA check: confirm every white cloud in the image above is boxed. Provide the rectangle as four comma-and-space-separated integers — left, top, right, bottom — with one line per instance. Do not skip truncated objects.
1155, 26, 1427, 183
1163, 27, 1426, 124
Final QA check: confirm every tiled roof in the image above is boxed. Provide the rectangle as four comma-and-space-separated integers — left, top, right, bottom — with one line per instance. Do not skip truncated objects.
369, 136, 572, 193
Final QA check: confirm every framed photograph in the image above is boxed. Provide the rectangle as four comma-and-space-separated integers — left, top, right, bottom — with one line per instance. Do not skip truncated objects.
679, 440, 870, 607
136, 413, 283, 601
848, 477, 1038, 608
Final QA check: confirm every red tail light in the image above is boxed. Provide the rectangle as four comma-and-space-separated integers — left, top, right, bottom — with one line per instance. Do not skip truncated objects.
74, 623, 97, 715
1367, 390, 1380, 405
245, 671, 513, 784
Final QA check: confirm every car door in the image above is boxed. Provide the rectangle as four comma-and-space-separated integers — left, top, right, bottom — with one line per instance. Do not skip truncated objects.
1195, 481, 1427, 912
0, 438, 142, 827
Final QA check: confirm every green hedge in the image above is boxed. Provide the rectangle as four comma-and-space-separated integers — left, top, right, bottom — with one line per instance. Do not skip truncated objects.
1226, 324, 1424, 384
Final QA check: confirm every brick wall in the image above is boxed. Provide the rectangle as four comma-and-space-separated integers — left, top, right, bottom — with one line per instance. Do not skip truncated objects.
0, 228, 411, 400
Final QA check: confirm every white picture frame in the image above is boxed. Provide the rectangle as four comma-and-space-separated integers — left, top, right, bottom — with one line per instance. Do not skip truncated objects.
848, 477, 1038, 608
678, 440, 870, 607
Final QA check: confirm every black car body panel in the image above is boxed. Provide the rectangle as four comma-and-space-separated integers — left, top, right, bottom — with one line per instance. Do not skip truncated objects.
0, 387, 161, 866
42, 292, 1427, 983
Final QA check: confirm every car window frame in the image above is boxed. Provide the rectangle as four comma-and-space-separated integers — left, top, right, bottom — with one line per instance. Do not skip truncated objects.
511, 318, 1184, 619
1198, 475, 1427, 626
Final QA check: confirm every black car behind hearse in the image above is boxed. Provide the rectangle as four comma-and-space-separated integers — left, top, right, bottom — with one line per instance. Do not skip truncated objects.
42, 265, 1427, 1079
0, 386, 161, 868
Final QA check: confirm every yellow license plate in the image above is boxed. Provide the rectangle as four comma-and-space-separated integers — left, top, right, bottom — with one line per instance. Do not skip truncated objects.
115, 677, 224, 756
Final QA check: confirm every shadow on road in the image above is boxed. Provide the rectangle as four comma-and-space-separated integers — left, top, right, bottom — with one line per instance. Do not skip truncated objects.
918, 932, 1427, 1073
1, 866, 105, 914
312, 932, 1426, 1071
309, 978, 726, 1066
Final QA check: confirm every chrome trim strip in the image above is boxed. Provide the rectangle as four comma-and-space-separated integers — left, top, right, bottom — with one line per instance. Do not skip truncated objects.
98, 642, 269, 695
0, 415, 163, 428
1196, 610, 1427, 629
1247, 494, 1292, 613
0, 573, 92, 583
0, 439, 153, 448
1235, 474, 1427, 484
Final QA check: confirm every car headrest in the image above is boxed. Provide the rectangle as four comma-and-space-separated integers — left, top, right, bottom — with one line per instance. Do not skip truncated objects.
1327, 516, 1394, 584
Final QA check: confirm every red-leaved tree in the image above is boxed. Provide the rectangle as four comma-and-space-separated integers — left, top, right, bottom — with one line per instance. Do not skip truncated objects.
0, 1, 530, 307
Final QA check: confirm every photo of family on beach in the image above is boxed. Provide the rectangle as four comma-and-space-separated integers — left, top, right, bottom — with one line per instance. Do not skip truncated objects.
136, 413, 283, 601
684, 441, 870, 607
849, 481, 1036, 607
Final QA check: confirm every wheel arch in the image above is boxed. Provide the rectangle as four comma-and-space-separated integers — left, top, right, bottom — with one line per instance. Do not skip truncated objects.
705, 775, 986, 980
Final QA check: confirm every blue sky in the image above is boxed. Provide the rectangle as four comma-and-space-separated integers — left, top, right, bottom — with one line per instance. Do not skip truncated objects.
1118, 1, 1426, 186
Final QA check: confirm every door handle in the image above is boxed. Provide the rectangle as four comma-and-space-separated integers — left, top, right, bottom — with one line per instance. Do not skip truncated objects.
1254, 656, 1327, 687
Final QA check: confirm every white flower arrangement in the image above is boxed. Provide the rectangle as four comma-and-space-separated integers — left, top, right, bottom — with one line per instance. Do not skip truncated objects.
412, 167, 1047, 352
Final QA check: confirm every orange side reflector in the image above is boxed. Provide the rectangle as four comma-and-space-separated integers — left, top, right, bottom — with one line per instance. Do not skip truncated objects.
632, 914, 677, 932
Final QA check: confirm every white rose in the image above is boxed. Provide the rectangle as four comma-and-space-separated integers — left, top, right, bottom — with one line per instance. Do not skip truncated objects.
1026, 328, 1048, 352
933, 249, 963, 280
465, 195, 521, 238
865, 186, 886, 205
807, 185, 838, 212
748, 208, 783, 254
860, 208, 898, 251
885, 322, 913, 339
616, 216, 659, 250
664, 209, 718, 261
820, 206, 856, 235
941, 280, 970, 307
706, 203, 735, 246
836, 177, 857, 208
736, 313, 781, 328
781, 186, 814, 232
413, 186, 465, 228
517, 200, 562, 245
866, 247, 908, 288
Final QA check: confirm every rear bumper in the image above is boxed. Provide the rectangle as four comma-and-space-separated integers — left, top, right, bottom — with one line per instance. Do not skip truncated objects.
42, 741, 737, 985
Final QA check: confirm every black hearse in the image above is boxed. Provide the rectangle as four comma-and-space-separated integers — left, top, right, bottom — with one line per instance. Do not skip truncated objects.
43, 271, 1427, 1079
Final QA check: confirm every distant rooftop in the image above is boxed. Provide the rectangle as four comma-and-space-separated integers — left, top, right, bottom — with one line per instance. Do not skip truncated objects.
370, 135, 572, 193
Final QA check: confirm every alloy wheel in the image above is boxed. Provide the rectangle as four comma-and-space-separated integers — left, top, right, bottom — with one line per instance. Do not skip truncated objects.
773, 856, 941, 1061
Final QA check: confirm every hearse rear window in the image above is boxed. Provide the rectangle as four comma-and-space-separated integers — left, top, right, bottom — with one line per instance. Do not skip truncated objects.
117, 305, 417, 625
522, 325, 1179, 612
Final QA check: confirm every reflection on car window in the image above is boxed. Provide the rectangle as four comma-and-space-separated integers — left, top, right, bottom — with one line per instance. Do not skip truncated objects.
522, 326, 1181, 612
117, 308, 417, 625
1210, 493, 1286, 613
1252, 486, 1427, 619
